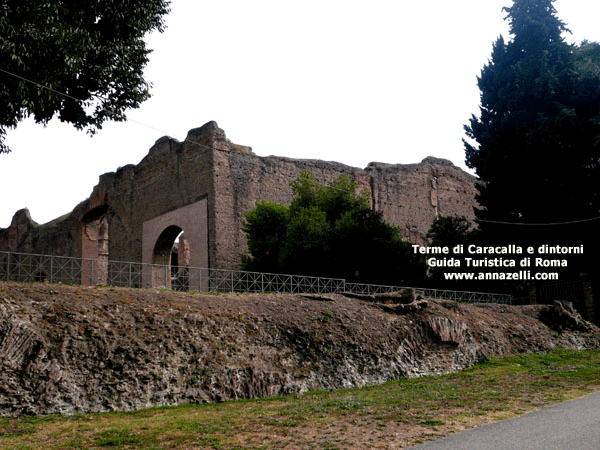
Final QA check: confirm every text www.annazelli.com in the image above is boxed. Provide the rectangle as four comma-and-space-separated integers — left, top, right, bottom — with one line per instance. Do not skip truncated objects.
444, 271, 559, 281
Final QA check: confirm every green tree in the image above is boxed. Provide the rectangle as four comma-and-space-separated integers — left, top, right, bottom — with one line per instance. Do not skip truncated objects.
463, 0, 600, 286
279, 205, 330, 276
329, 207, 421, 285
425, 215, 477, 289
241, 201, 288, 273
464, 0, 600, 229
242, 171, 424, 285
0, 0, 170, 153
427, 215, 474, 250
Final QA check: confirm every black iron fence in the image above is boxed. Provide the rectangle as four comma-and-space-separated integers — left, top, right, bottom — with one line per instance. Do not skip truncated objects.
0, 251, 512, 304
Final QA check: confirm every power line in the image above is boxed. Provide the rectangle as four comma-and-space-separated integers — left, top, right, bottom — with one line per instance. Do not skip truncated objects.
0, 66, 188, 145
0, 67, 84, 104
474, 215, 600, 226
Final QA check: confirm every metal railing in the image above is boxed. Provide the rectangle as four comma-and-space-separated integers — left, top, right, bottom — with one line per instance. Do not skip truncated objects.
0, 251, 512, 304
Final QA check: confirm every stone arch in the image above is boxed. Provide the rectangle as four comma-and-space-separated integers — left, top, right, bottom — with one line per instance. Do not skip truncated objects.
142, 199, 208, 290
152, 224, 182, 266
150, 225, 191, 290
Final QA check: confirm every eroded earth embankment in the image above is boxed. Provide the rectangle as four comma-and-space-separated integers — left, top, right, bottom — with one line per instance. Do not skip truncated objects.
1, 282, 598, 416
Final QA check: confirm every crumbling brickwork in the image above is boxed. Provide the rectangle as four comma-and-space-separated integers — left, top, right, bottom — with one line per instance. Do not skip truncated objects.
0, 121, 478, 273
367, 158, 478, 244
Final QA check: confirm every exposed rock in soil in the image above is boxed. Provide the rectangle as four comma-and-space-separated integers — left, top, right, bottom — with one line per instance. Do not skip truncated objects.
1, 282, 598, 416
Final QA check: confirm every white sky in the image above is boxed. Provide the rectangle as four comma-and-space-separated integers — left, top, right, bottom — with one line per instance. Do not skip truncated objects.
1, 0, 599, 228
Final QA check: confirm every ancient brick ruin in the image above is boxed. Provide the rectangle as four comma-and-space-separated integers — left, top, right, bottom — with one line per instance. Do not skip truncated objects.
0, 121, 478, 283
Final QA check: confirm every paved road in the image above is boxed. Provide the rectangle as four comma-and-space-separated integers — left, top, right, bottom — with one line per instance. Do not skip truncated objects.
407, 391, 600, 450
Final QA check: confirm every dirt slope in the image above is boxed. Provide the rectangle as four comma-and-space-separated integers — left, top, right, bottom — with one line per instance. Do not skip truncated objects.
1, 282, 598, 416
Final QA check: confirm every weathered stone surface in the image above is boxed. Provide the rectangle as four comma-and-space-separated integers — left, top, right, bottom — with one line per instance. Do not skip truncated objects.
537, 300, 595, 333
367, 157, 478, 244
0, 121, 478, 271
0, 283, 598, 417
0, 209, 37, 252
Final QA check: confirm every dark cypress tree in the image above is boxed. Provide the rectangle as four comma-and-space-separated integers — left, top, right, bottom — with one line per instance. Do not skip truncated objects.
464, 0, 600, 247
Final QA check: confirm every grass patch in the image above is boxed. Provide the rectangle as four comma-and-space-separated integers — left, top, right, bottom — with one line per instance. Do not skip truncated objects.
94, 429, 144, 446
1, 349, 600, 449
419, 419, 445, 427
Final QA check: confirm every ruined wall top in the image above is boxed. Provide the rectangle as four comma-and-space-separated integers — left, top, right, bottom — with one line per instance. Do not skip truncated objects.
0, 121, 479, 266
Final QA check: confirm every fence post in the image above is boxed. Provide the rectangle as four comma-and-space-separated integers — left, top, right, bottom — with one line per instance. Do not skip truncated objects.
6, 252, 10, 281
49, 255, 54, 284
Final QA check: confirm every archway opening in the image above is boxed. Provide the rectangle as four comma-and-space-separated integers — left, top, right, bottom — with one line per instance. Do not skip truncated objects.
151, 225, 190, 290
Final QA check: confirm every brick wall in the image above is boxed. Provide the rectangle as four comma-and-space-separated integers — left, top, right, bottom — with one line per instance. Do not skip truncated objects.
0, 122, 478, 271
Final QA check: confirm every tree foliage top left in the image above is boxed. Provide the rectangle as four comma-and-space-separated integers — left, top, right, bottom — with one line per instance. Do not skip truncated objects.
0, 0, 171, 153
